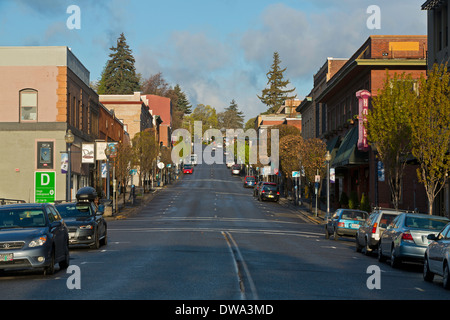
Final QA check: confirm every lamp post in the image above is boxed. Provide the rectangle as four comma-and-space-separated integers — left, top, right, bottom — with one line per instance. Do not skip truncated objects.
325, 151, 332, 217
65, 129, 74, 202
105, 145, 111, 200
372, 142, 379, 208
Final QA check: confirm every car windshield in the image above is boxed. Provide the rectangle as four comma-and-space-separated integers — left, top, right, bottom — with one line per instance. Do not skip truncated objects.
184, 165, 192, 169
0, 209, 46, 228
405, 216, 448, 230
245, 177, 255, 181
341, 211, 367, 221
56, 203, 92, 218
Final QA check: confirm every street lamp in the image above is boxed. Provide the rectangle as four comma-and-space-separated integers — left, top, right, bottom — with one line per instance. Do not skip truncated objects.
325, 151, 332, 218
105, 145, 111, 200
372, 142, 379, 208
65, 129, 74, 201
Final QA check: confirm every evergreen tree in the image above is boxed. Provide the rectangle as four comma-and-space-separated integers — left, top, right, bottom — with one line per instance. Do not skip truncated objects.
258, 52, 296, 114
172, 84, 192, 115
218, 99, 244, 129
97, 33, 141, 94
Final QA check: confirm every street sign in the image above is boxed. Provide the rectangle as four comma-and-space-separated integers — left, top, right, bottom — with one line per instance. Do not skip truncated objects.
292, 171, 300, 178
315, 175, 321, 183
35, 171, 56, 203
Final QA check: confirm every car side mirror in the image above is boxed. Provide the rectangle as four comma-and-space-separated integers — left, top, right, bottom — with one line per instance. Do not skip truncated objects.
97, 204, 105, 215
427, 234, 438, 241
50, 221, 62, 232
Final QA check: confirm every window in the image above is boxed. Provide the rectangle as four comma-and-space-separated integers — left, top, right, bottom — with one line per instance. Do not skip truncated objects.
20, 89, 38, 121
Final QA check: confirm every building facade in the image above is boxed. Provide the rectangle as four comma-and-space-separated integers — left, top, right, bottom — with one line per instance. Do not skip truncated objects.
315, 36, 428, 212
0, 46, 122, 202
422, 0, 450, 217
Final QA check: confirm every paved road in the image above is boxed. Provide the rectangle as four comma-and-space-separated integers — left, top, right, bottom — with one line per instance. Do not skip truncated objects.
1, 161, 450, 303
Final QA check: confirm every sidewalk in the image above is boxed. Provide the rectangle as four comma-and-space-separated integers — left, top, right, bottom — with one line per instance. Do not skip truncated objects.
278, 197, 326, 225
104, 179, 181, 221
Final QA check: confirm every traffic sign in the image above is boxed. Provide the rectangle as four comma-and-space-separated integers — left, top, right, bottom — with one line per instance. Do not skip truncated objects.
35, 171, 56, 203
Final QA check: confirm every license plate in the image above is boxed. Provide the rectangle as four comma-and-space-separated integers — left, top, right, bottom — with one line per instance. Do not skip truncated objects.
69, 232, 76, 239
351, 224, 361, 229
0, 253, 13, 262
268, 195, 274, 198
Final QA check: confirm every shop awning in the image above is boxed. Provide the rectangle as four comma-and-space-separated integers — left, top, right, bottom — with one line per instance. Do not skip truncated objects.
332, 127, 369, 168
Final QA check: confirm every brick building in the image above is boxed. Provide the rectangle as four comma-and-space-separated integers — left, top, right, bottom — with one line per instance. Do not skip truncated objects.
316, 35, 428, 212
143, 94, 172, 147
297, 58, 348, 140
99, 92, 153, 141
0, 46, 124, 202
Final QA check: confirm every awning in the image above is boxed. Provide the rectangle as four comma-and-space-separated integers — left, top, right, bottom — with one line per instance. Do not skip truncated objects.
332, 127, 369, 168
326, 135, 341, 163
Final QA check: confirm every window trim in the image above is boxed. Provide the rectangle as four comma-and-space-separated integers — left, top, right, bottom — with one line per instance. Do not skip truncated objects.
19, 88, 38, 122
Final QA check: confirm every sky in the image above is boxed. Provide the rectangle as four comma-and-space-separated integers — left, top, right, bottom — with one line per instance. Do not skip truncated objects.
0, 0, 427, 122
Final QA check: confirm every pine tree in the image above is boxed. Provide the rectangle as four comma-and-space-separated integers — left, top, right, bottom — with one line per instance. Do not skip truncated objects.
218, 99, 244, 129
97, 33, 141, 94
172, 84, 192, 115
258, 52, 296, 114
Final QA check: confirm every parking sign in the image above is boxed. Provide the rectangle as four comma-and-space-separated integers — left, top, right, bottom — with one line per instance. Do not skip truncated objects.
35, 171, 56, 203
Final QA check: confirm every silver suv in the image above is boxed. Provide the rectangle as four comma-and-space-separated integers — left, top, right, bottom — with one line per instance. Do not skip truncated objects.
356, 207, 408, 254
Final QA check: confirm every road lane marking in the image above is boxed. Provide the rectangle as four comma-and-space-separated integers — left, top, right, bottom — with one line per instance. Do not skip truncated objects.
108, 227, 322, 238
222, 231, 258, 300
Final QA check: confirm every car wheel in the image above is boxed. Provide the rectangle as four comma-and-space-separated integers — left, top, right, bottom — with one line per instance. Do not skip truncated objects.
355, 237, 362, 252
423, 256, 434, 282
443, 262, 450, 289
390, 246, 401, 268
90, 232, 100, 249
333, 229, 339, 241
100, 229, 108, 246
44, 248, 56, 275
364, 239, 372, 256
325, 227, 330, 239
378, 243, 386, 262
59, 242, 70, 270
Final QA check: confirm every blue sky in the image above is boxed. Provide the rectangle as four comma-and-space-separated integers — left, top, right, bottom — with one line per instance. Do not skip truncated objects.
0, 0, 427, 121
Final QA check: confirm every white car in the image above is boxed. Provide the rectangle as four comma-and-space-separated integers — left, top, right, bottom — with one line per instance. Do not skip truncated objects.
226, 161, 234, 168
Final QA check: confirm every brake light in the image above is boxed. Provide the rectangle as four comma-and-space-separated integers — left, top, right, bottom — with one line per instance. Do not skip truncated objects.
277, 192, 280, 195
261, 190, 265, 193
372, 222, 378, 234
338, 222, 345, 227
401, 232, 414, 243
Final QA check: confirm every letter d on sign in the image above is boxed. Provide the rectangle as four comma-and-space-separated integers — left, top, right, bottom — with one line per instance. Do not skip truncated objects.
41, 173, 50, 186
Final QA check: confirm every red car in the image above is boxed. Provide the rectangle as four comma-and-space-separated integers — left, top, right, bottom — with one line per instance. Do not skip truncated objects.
183, 164, 193, 174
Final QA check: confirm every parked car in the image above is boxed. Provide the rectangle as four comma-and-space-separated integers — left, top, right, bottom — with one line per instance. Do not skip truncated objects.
0, 203, 70, 275
378, 213, 449, 268
356, 208, 406, 255
253, 181, 276, 198
183, 164, 193, 174
258, 183, 280, 202
243, 176, 256, 188
424, 222, 450, 289
325, 209, 368, 240
55, 200, 107, 249
231, 164, 241, 175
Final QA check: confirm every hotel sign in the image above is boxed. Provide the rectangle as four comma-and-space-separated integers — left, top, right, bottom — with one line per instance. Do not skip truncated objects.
356, 90, 371, 152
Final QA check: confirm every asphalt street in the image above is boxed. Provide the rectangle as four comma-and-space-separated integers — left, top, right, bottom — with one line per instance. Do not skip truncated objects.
1, 161, 450, 303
